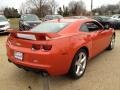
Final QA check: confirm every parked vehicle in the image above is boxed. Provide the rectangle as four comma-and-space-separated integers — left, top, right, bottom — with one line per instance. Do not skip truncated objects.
111, 14, 120, 20
0, 15, 10, 33
70, 16, 88, 19
44, 15, 63, 21
109, 14, 120, 29
7, 19, 115, 79
19, 14, 42, 31
92, 16, 112, 29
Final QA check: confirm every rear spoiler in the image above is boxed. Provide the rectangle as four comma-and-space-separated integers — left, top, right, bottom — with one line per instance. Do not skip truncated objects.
8, 30, 60, 40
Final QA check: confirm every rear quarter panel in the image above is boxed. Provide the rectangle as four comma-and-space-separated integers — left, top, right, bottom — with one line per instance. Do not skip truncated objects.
50, 33, 92, 73
47, 37, 72, 74
66, 33, 93, 67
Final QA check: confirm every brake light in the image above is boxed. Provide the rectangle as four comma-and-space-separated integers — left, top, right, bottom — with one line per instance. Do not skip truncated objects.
42, 45, 52, 50
32, 44, 41, 50
32, 44, 52, 51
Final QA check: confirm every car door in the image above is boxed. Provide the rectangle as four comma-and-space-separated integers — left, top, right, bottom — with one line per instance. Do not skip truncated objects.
95, 22, 113, 49
85, 21, 109, 57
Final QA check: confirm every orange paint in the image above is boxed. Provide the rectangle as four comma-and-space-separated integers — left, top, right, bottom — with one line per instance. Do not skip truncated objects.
6, 19, 115, 76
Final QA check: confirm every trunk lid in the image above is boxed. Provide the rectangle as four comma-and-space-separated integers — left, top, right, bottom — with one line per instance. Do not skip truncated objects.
8, 30, 60, 50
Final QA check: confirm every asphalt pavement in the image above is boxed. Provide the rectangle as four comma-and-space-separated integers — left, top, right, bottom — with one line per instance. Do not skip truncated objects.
0, 31, 120, 90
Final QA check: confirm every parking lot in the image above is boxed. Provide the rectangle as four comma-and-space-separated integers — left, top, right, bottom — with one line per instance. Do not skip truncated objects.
0, 27, 120, 90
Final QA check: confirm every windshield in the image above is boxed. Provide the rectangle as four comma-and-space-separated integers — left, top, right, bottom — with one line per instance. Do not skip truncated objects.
31, 22, 69, 33
22, 15, 39, 21
0, 16, 7, 22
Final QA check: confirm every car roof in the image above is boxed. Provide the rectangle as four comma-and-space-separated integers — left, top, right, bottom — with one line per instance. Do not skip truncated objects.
46, 15, 62, 16
71, 16, 88, 18
112, 14, 120, 16
49, 18, 95, 23
94, 16, 107, 17
21, 14, 37, 16
93, 16, 110, 19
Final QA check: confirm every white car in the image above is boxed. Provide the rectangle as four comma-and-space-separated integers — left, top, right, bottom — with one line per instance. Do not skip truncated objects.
0, 15, 10, 33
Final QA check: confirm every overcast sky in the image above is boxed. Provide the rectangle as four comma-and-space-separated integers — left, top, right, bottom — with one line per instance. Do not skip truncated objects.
0, 0, 119, 11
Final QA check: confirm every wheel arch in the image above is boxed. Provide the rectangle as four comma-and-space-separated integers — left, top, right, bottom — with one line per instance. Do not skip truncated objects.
69, 46, 89, 66
68, 46, 89, 78
79, 46, 89, 58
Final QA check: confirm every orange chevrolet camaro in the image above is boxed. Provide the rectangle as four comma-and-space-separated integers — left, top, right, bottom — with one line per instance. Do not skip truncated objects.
6, 19, 115, 79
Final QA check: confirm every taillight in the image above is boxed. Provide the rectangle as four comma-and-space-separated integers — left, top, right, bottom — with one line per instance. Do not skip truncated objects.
42, 45, 52, 50
32, 44, 41, 50
32, 44, 52, 51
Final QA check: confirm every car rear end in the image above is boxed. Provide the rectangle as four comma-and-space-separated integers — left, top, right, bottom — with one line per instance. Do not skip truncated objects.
6, 30, 72, 76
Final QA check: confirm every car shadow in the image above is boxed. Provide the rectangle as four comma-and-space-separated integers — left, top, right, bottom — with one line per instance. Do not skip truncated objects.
0, 33, 9, 36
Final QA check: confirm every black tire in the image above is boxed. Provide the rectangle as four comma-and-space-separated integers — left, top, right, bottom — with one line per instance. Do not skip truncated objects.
19, 25, 24, 31
107, 35, 115, 50
69, 49, 88, 79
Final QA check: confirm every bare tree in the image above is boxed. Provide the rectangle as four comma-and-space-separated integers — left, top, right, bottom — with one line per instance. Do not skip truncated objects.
93, 4, 120, 15
0, 7, 5, 15
21, 0, 58, 17
27, 0, 48, 17
57, 7, 63, 15
68, 0, 86, 16
19, 2, 29, 14
49, 0, 58, 14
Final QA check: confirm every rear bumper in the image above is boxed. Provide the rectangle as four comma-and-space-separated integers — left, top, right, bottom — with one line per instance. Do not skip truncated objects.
7, 44, 72, 76
8, 59, 48, 74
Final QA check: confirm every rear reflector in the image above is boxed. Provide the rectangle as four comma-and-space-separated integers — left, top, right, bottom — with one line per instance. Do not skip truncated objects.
17, 33, 36, 40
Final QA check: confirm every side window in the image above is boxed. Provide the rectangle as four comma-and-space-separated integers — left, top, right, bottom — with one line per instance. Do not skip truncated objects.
86, 22, 103, 32
80, 24, 89, 32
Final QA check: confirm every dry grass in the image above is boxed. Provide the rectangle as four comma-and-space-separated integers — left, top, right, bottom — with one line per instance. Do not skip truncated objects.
9, 18, 19, 29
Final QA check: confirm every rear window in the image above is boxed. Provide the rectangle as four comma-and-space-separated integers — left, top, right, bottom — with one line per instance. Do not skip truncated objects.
31, 22, 69, 33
